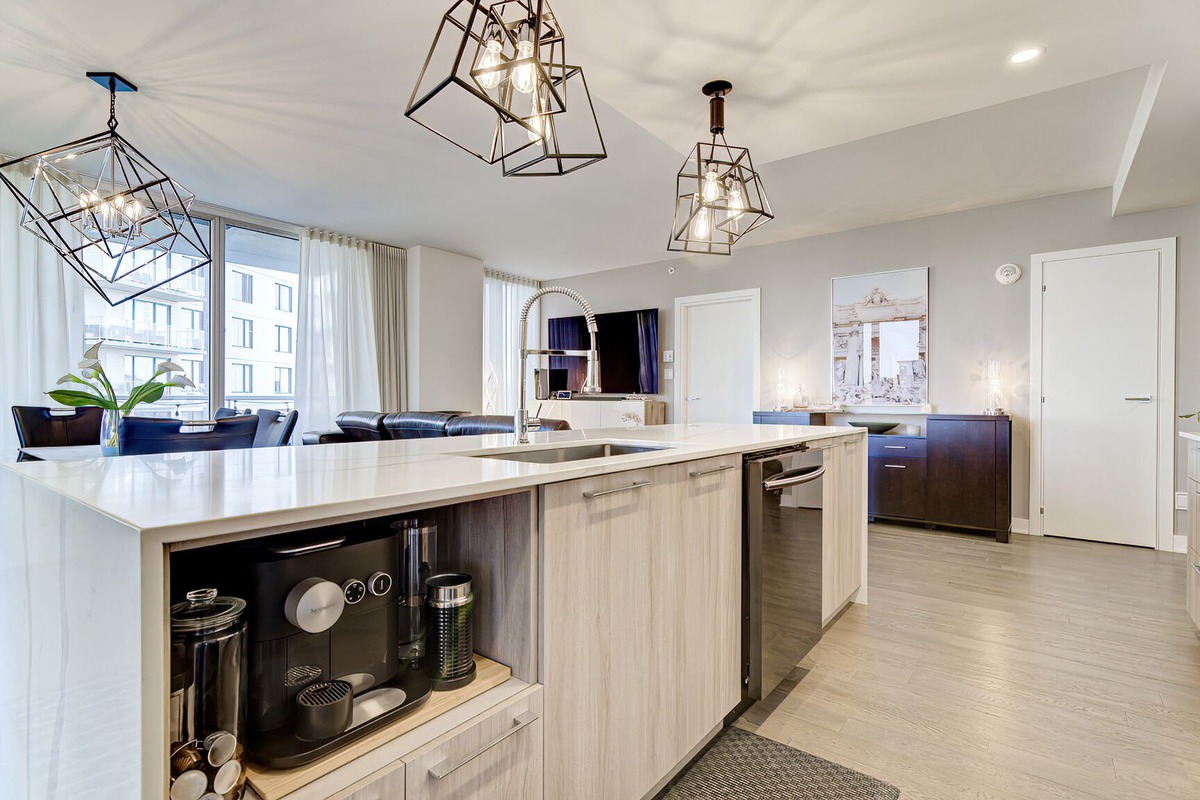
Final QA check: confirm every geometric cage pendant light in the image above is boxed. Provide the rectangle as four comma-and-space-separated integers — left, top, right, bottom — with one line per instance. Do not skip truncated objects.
406, 0, 605, 177
668, 80, 773, 255
0, 72, 211, 306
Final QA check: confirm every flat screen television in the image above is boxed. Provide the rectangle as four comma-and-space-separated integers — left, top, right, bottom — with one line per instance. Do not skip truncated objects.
547, 308, 659, 395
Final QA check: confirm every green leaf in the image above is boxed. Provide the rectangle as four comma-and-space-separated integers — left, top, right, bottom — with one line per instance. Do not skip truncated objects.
122, 381, 166, 413
47, 389, 114, 409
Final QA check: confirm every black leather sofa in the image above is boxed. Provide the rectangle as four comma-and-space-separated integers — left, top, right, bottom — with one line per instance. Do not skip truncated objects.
301, 411, 569, 445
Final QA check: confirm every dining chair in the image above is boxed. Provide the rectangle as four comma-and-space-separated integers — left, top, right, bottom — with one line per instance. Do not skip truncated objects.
118, 415, 258, 455
252, 409, 298, 447
11, 406, 103, 448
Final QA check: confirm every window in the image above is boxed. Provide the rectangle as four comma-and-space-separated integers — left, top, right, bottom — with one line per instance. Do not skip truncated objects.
231, 271, 253, 303
231, 317, 254, 349
229, 363, 253, 394
183, 359, 205, 388
274, 366, 293, 394
82, 218, 212, 420
225, 225, 300, 412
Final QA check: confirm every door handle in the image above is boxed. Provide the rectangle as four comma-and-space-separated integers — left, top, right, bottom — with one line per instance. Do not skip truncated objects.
883, 464, 907, 469
763, 465, 826, 491
584, 480, 653, 499
686, 396, 702, 402
690, 464, 736, 478
882, 445, 907, 450
428, 710, 538, 779
1124, 396, 1153, 402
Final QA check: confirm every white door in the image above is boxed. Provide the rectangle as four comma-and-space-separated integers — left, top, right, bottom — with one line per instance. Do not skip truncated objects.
1038, 248, 1163, 546
676, 290, 760, 424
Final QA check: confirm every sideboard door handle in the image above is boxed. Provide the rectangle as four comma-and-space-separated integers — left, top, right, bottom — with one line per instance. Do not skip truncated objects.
883, 445, 907, 450
428, 710, 538, 780
883, 464, 907, 469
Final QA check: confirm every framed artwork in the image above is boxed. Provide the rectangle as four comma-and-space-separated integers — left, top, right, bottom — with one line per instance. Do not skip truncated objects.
832, 267, 928, 406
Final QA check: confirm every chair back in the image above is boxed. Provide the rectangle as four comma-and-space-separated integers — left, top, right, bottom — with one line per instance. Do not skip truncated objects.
119, 415, 259, 455
446, 415, 570, 436
12, 406, 103, 448
334, 411, 389, 441
253, 409, 298, 447
382, 411, 460, 439
213, 407, 245, 419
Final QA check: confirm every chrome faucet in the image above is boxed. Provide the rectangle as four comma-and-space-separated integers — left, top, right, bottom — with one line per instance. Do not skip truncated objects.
516, 286, 601, 443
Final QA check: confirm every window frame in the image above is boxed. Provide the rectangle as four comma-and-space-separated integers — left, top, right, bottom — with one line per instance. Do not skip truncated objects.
274, 365, 293, 394
230, 362, 253, 394
231, 270, 254, 303
231, 316, 254, 349
276, 282, 294, 313
276, 324, 293, 354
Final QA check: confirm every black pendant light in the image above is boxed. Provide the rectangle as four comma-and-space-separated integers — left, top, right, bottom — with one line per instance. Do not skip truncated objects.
668, 81, 773, 255
0, 72, 211, 305
406, 0, 605, 176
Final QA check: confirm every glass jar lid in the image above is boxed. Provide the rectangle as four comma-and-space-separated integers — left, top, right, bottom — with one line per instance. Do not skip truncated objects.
170, 588, 247, 634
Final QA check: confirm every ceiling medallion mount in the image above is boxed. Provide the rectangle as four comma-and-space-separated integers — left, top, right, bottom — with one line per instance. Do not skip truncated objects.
406, 0, 605, 177
0, 71, 211, 305
668, 80, 773, 256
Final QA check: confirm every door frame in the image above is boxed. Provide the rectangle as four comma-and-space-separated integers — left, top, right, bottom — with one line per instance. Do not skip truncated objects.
1029, 238, 1177, 550
674, 288, 761, 425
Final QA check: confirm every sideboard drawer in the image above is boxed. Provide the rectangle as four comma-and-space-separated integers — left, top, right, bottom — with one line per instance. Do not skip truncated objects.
868, 436, 926, 460
868, 458, 927, 520
404, 686, 542, 800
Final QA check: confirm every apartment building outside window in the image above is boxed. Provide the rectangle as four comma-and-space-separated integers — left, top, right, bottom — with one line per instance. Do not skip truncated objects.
276, 283, 293, 312
275, 366, 293, 394
231, 317, 254, 348
230, 363, 253, 394
276, 325, 293, 354
232, 271, 253, 303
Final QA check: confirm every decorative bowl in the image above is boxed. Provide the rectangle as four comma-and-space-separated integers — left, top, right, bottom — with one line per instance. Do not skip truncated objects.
847, 421, 900, 435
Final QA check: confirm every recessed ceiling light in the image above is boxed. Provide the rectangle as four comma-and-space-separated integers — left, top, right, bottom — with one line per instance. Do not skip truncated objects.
1008, 47, 1045, 65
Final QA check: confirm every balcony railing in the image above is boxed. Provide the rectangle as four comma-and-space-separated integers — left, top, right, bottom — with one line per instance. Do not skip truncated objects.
121, 265, 206, 298
85, 318, 206, 351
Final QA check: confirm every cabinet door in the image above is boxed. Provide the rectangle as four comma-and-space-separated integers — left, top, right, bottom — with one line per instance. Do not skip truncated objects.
927, 418, 997, 530
1189, 480, 1200, 555
343, 763, 405, 800
542, 466, 663, 800
404, 688, 542, 800
824, 439, 864, 623
674, 456, 742, 752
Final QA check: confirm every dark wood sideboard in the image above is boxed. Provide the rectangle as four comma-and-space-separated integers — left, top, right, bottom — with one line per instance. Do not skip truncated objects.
869, 414, 1011, 542
751, 411, 829, 426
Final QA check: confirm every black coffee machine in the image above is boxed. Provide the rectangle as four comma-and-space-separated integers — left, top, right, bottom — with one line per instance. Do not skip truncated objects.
239, 525, 432, 768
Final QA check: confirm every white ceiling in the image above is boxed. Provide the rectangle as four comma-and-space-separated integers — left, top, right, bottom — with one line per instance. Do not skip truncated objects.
0, 0, 1196, 280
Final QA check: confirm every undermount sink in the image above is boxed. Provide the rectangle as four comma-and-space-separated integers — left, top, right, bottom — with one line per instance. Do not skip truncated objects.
473, 442, 671, 464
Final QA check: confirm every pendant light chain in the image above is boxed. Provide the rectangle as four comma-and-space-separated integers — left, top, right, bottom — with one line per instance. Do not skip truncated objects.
107, 79, 118, 131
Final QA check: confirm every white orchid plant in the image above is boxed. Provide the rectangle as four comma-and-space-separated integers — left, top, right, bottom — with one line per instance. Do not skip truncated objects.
47, 339, 196, 413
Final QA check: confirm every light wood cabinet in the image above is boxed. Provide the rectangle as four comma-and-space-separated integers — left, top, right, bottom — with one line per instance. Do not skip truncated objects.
403, 687, 542, 800
541, 455, 742, 800
1186, 438, 1200, 629
342, 763, 405, 800
823, 437, 865, 624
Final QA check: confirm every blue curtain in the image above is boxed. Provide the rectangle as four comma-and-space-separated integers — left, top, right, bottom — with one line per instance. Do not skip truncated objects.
636, 310, 659, 394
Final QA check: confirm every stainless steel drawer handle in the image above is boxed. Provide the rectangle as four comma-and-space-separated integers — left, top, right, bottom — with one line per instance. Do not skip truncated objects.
883, 464, 907, 469
1124, 396, 1153, 402
428, 710, 538, 780
690, 464, 736, 478
584, 481, 653, 499
269, 536, 347, 556
882, 445, 907, 450
763, 466, 826, 491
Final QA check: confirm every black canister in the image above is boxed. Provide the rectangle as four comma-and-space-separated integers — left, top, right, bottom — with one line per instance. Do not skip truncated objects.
424, 573, 476, 690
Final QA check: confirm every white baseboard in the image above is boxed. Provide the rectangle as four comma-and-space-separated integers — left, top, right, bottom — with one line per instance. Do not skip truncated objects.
1010, 517, 1031, 535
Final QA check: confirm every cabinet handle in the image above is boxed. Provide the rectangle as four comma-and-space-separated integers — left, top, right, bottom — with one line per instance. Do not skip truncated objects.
882, 445, 907, 450
883, 464, 907, 469
428, 710, 538, 780
690, 464, 736, 478
584, 481, 652, 499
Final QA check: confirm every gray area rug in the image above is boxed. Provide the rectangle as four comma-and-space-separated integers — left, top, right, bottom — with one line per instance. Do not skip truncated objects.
664, 727, 900, 800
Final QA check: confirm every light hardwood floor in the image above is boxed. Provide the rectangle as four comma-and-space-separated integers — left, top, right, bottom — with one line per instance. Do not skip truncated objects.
737, 524, 1200, 800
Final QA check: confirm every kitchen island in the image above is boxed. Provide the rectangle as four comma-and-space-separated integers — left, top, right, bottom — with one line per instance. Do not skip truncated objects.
0, 423, 866, 800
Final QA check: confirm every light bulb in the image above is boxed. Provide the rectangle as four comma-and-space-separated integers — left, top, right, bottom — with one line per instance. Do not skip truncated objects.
702, 167, 720, 203
527, 94, 546, 143
692, 206, 710, 239
512, 39, 537, 94
476, 38, 504, 90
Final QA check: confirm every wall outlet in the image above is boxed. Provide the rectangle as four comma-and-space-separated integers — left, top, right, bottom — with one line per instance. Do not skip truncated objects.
664, 368, 674, 381
1177, 491, 1188, 511
663, 350, 674, 363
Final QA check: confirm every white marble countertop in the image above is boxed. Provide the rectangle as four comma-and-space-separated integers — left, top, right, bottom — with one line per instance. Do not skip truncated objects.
1180, 432, 1200, 443
3, 423, 861, 543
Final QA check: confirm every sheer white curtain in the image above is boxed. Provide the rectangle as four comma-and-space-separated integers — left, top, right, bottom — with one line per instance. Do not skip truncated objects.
370, 243, 406, 412
295, 229, 381, 433
0, 164, 85, 455
482, 269, 539, 415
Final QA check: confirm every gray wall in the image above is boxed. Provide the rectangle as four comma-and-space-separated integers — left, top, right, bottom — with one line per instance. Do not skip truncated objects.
541, 188, 1200, 524
406, 246, 483, 413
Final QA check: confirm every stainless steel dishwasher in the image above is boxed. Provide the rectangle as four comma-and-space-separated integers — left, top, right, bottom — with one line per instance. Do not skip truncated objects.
743, 442, 828, 700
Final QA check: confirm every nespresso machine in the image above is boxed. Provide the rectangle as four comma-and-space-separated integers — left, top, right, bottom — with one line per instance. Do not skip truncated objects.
240, 525, 432, 768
